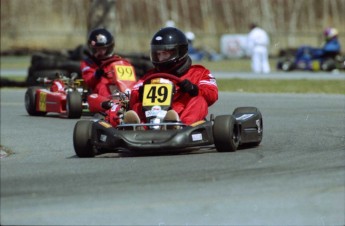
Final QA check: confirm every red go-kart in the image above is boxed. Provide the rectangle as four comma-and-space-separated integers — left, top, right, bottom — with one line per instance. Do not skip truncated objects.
25, 72, 88, 119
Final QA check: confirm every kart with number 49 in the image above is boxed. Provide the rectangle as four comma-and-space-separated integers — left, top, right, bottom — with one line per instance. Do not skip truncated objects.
73, 73, 263, 157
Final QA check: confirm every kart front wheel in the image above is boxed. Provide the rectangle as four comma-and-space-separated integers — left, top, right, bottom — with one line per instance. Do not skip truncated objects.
73, 120, 95, 157
281, 61, 294, 71
67, 91, 82, 119
213, 115, 239, 152
24, 87, 47, 116
233, 107, 263, 147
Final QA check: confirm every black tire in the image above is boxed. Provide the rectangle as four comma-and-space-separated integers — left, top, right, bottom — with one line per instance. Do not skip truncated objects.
31, 52, 69, 69
24, 87, 47, 116
26, 68, 68, 86
213, 115, 239, 152
233, 107, 263, 147
31, 53, 80, 72
73, 120, 95, 157
31, 53, 56, 67
67, 91, 82, 119
233, 106, 259, 115
68, 44, 88, 61
321, 59, 336, 71
281, 60, 294, 71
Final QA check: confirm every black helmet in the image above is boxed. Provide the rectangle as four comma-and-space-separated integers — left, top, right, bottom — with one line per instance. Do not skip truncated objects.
88, 28, 114, 60
150, 27, 190, 75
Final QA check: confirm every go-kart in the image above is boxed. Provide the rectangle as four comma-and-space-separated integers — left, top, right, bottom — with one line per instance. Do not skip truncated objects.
73, 73, 263, 157
277, 48, 345, 72
84, 58, 138, 114
25, 72, 88, 119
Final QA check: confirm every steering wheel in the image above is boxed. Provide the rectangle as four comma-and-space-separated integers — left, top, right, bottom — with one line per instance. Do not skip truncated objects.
139, 73, 182, 108
142, 73, 182, 85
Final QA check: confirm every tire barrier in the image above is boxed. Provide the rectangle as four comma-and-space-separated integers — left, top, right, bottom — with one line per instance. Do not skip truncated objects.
1, 45, 153, 87
26, 45, 153, 86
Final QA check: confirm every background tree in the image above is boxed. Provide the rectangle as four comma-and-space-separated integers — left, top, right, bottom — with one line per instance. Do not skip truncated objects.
87, 0, 116, 36
1, 0, 344, 55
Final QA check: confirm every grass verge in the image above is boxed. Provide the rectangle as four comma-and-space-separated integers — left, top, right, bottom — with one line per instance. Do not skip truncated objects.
217, 79, 345, 94
2, 76, 344, 94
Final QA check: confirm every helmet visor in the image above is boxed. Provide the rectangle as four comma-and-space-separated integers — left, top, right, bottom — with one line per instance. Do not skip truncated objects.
151, 44, 179, 63
90, 44, 114, 59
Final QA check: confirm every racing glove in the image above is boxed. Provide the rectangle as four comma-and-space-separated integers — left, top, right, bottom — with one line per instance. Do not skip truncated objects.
177, 79, 199, 97
94, 69, 104, 79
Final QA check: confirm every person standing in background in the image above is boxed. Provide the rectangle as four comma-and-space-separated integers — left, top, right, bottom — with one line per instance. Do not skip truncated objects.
247, 23, 270, 73
165, 20, 175, 27
185, 31, 205, 61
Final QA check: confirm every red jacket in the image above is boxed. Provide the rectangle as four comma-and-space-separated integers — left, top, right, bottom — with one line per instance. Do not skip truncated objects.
81, 55, 136, 114
80, 55, 134, 95
130, 65, 218, 124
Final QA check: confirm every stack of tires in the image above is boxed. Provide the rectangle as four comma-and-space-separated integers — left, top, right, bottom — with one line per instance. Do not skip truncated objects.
25, 45, 153, 86
26, 45, 85, 86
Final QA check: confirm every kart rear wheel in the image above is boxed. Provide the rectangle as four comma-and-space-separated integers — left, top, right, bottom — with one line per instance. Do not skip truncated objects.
213, 115, 239, 152
73, 120, 95, 157
67, 91, 82, 119
24, 87, 47, 116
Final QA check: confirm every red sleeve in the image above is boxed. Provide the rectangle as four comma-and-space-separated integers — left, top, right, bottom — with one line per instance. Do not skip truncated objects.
129, 85, 140, 110
129, 75, 145, 108
198, 70, 218, 106
184, 65, 219, 106
81, 60, 98, 90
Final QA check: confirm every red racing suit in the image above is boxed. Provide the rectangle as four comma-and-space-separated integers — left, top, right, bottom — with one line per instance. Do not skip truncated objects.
130, 65, 218, 125
81, 55, 134, 113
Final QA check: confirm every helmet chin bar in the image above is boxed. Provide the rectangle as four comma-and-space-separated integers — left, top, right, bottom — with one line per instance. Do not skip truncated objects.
154, 55, 191, 77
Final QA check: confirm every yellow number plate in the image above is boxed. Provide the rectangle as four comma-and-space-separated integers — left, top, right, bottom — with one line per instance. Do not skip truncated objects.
114, 65, 136, 81
38, 92, 47, 111
142, 84, 173, 107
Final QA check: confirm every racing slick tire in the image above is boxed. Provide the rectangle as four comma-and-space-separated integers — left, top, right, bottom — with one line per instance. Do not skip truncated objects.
233, 107, 263, 147
213, 115, 239, 152
281, 60, 294, 71
73, 120, 95, 157
24, 86, 47, 116
321, 59, 336, 71
66, 91, 82, 119
232, 106, 260, 115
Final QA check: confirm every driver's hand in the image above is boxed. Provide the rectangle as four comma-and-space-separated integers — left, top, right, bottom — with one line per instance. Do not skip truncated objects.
95, 69, 105, 79
177, 79, 199, 97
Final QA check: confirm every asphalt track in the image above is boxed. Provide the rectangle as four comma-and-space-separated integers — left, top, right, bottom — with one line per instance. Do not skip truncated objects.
1, 85, 344, 225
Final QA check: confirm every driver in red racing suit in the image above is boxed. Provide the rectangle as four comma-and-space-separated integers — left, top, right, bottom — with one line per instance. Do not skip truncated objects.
81, 28, 135, 114
128, 27, 218, 125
